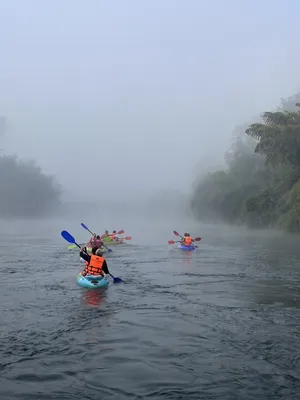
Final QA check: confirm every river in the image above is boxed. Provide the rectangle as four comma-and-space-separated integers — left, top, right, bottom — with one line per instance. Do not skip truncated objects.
0, 214, 300, 399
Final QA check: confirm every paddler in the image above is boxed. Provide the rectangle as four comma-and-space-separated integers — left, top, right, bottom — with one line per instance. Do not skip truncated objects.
80, 247, 110, 277
101, 230, 110, 239
181, 233, 193, 247
109, 230, 119, 242
87, 234, 103, 249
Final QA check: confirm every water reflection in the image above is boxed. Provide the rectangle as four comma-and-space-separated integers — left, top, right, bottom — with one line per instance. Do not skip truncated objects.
80, 287, 107, 307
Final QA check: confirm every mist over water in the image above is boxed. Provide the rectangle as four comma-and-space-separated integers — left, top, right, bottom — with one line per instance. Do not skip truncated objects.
1, 216, 300, 399
1, 0, 300, 398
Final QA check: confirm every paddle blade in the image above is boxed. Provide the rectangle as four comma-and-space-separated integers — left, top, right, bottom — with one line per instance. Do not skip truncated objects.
61, 230, 76, 244
173, 230, 180, 236
168, 240, 175, 244
194, 237, 201, 241
102, 244, 113, 253
124, 236, 131, 240
113, 277, 123, 284
117, 230, 124, 234
81, 223, 89, 231
109, 273, 123, 283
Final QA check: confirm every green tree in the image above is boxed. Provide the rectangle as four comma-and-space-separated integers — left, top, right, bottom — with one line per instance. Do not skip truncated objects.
191, 93, 300, 233
0, 116, 62, 218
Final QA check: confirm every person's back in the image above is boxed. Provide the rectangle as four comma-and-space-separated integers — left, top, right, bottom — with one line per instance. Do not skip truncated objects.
94, 235, 103, 248
80, 247, 109, 277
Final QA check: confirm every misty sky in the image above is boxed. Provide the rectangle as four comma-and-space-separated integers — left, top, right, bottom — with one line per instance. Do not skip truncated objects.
0, 0, 299, 200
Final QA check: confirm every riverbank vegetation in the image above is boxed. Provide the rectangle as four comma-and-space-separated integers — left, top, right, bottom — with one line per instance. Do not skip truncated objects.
191, 93, 300, 233
0, 117, 62, 218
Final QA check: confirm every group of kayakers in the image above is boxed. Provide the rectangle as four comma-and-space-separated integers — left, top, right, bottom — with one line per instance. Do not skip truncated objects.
79, 230, 197, 279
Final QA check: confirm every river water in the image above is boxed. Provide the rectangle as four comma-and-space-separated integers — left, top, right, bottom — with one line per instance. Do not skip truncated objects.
0, 214, 300, 399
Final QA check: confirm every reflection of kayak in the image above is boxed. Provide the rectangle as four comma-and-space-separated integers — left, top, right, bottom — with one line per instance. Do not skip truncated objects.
178, 244, 196, 251
76, 273, 109, 289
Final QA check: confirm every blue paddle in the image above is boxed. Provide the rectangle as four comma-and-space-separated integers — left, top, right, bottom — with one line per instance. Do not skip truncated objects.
61, 230, 81, 249
61, 230, 123, 284
108, 273, 123, 284
80, 223, 113, 253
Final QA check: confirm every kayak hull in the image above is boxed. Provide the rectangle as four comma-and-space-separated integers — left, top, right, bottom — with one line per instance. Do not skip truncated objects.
76, 273, 109, 289
86, 247, 108, 253
178, 244, 196, 251
102, 239, 125, 245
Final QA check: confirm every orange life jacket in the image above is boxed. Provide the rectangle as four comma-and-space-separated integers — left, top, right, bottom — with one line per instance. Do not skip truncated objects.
109, 232, 116, 239
183, 236, 192, 246
84, 255, 105, 276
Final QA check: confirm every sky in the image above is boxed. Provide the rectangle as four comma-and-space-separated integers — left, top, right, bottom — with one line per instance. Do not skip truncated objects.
0, 0, 299, 200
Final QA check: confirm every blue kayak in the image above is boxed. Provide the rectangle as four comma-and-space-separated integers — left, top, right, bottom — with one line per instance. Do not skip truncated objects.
76, 273, 109, 289
178, 244, 196, 251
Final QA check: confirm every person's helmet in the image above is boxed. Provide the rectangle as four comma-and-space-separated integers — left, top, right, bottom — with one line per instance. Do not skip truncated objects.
113, 230, 116, 233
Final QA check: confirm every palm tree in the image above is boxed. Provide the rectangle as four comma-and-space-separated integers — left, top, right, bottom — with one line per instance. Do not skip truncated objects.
245, 104, 300, 169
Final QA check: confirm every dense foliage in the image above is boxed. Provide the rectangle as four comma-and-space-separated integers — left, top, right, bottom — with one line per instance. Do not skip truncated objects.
0, 118, 62, 218
191, 93, 300, 232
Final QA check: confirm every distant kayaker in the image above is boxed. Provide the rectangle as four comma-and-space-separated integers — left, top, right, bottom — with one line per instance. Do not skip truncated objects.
87, 234, 103, 248
109, 230, 119, 241
181, 233, 193, 247
80, 247, 110, 277
101, 230, 110, 239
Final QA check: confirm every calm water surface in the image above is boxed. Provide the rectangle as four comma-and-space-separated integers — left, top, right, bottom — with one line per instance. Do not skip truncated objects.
0, 217, 300, 399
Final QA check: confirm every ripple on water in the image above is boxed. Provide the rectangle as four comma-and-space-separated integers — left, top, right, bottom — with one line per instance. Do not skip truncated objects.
0, 229, 300, 399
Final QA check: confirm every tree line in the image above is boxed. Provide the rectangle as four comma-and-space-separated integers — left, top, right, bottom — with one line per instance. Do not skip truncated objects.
191, 93, 300, 233
0, 117, 61, 218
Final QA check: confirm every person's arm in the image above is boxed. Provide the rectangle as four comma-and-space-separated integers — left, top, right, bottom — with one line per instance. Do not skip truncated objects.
102, 259, 109, 275
80, 251, 91, 263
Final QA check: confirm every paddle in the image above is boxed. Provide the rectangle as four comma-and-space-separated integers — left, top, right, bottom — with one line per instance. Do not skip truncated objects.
102, 230, 125, 240
62, 230, 82, 249
108, 273, 123, 284
81, 223, 112, 253
68, 243, 85, 250
173, 231, 201, 242
61, 230, 123, 284
118, 236, 132, 241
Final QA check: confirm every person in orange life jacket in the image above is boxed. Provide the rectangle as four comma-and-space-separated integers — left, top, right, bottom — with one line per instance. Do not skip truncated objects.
109, 230, 119, 242
80, 247, 110, 277
181, 233, 193, 246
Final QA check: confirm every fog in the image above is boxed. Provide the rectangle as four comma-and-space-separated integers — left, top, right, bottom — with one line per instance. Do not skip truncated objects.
1, 0, 300, 211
